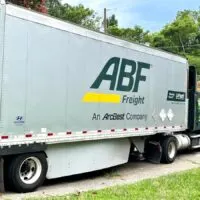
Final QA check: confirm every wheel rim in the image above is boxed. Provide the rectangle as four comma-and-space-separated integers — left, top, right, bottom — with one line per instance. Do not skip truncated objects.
19, 157, 42, 185
168, 142, 176, 159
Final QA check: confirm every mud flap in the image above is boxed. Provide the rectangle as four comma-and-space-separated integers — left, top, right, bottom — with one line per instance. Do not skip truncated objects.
0, 157, 4, 193
146, 141, 162, 164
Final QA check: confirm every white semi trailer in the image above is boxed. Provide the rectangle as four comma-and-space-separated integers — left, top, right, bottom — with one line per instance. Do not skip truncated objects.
0, 0, 199, 193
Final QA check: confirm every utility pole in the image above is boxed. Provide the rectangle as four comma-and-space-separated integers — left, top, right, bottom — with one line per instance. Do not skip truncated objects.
104, 8, 107, 33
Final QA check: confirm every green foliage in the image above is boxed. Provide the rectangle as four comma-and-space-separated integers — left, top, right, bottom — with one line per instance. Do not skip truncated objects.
150, 33, 178, 53
187, 55, 200, 74
161, 10, 199, 53
46, 0, 61, 12
108, 25, 150, 44
107, 14, 118, 27
149, 9, 200, 71
46, 0, 100, 30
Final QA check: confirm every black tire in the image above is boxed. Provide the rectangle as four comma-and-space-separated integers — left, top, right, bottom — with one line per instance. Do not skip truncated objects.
161, 136, 177, 164
7, 153, 47, 193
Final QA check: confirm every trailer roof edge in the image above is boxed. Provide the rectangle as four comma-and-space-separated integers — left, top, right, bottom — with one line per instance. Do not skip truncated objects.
5, 3, 187, 64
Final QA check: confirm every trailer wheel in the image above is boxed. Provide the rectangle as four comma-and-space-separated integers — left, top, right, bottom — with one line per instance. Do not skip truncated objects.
161, 136, 177, 164
7, 153, 47, 193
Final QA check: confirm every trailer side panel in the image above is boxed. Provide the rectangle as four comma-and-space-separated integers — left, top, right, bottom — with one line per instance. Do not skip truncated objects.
0, 6, 188, 135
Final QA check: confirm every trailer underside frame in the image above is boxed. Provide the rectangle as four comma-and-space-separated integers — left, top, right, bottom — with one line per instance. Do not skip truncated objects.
0, 157, 4, 193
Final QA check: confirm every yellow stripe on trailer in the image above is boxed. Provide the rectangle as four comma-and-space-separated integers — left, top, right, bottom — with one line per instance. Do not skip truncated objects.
83, 92, 121, 103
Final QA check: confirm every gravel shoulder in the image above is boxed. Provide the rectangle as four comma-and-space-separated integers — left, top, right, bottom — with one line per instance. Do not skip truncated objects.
2, 151, 200, 200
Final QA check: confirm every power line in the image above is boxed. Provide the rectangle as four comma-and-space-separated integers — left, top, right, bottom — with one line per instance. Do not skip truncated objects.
157, 44, 200, 49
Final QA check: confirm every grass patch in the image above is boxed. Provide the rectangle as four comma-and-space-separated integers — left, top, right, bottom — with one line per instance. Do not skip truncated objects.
27, 168, 200, 200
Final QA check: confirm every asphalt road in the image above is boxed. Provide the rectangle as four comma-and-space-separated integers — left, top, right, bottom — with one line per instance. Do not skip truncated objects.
2, 150, 200, 200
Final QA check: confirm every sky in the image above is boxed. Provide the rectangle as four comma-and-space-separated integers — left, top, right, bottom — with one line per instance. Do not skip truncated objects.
63, 0, 199, 32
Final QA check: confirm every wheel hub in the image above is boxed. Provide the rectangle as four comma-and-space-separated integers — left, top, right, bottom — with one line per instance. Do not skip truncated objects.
168, 142, 176, 159
19, 157, 42, 184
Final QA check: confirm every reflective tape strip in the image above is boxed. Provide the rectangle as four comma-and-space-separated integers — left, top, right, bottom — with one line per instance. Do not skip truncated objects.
0, 126, 186, 147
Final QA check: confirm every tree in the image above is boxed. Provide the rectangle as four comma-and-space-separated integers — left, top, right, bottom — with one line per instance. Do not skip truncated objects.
46, 2, 101, 30
108, 25, 150, 44
107, 14, 118, 27
9, 0, 47, 13
161, 10, 199, 54
10, 0, 101, 30
150, 32, 178, 53
126, 25, 150, 44
46, 0, 61, 13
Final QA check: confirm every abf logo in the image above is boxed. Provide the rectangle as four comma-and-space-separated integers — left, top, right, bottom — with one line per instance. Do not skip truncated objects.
83, 57, 150, 104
